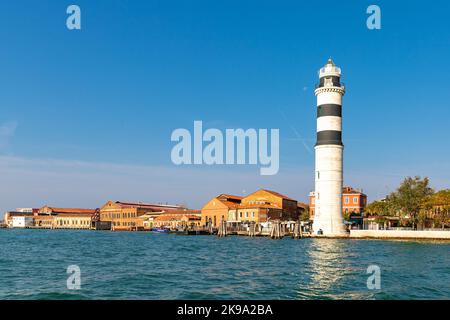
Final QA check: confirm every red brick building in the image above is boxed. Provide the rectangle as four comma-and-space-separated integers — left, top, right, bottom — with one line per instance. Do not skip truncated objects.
309, 186, 367, 220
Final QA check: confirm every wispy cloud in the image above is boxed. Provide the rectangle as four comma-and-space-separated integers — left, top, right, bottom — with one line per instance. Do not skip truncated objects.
0, 121, 18, 152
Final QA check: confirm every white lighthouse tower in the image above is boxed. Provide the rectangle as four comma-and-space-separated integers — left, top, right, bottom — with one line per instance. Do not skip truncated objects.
312, 58, 347, 236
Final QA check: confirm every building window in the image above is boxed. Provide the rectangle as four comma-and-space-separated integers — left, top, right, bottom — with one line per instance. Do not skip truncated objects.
354, 197, 358, 204
245, 212, 248, 218
345, 197, 349, 204
239, 212, 243, 218
252, 212, 255, 218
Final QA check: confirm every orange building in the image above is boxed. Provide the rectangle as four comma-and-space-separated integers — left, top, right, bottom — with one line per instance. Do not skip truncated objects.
33, 215, 55, 228
99, 201, 184, 231
309, 186, 367, 219
38, 206, 98, 229
201, 189, 301, 227
152, 211, 201, 229
39, 206, 97, 216
238, 189, 299, 222
201, 194, 242, 227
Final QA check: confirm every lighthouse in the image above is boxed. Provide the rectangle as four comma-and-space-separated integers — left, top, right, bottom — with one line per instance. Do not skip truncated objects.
312, 59, 347, 236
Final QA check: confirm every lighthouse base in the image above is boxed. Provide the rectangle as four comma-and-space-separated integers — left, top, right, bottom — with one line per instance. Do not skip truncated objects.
312, 216, 347, 237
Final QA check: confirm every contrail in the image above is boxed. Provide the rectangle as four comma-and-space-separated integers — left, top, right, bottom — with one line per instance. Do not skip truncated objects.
279, 109, 313, 155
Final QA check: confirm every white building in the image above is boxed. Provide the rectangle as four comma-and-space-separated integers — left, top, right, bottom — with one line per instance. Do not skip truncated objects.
11, 216, 34, 228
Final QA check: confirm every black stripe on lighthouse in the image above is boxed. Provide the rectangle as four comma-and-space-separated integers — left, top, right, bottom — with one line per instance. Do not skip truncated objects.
315, 130, 343, 146
317, 104, 342, 117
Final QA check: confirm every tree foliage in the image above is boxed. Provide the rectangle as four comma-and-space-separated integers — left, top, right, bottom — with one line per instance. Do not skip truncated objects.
365, 200, 391, 216
365, 176, 450, 229
389, 176, 434, 229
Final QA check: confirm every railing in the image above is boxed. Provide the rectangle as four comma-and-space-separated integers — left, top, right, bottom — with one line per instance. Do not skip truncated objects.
315, 82, 345, 89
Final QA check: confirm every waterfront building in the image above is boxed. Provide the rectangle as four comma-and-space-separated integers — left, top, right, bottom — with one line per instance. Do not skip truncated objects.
151, 210, 202, 229
201, 194, 242, 227
238, 189, 299, 222
11, 215, 34, 228
201, 189, 301, 227
38, 206, 97, 216
53, 213, 93, 229
36, 206, 97, 229
309, 186, 367, 219
363, 216, 401, 230
312, 58, 347, 236
99, 201, 184, 231
138, 211, 166, 230
4, 211, 34, 227
33, 215, 54, 228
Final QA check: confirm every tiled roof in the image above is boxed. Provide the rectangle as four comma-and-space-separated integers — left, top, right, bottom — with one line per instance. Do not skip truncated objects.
342, 187, 366, 195
218, 194, 243, 201
47, 207, 97, 214
160, 209, 201, 215
259, 189, 296, 201
115, 201, 184, 211
217, 199, 241, 208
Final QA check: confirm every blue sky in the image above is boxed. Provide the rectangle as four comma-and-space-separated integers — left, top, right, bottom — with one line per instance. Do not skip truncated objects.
1, 0, 450, 213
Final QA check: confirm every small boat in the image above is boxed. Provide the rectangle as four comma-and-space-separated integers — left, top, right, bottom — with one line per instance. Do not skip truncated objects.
150, 227, 170, 233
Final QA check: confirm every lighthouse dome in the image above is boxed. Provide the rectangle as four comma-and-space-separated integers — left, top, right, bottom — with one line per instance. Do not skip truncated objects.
319, 58, 341, 78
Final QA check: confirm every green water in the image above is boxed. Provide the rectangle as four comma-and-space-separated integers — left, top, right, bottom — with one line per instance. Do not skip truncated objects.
0, 229, 448, 299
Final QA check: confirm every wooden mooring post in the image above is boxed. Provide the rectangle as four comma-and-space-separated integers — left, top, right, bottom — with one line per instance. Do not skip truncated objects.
217, 219, 227, 237
292, 220, 303, 239
207, 219, 213, 234
269, 221, 282, 239
248, 222, 256, 237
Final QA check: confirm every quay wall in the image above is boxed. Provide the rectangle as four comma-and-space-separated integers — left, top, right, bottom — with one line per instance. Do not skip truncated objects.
350, 230, 450, 240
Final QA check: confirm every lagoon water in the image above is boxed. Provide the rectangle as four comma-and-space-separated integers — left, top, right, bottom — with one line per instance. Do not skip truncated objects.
0, 229, 449, 300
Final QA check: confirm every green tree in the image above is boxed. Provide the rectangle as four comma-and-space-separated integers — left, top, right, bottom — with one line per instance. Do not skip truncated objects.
389, 176, 434, 230
299, 206, 311, 221
365, 200, 391, 216
425, 189, 450, 229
